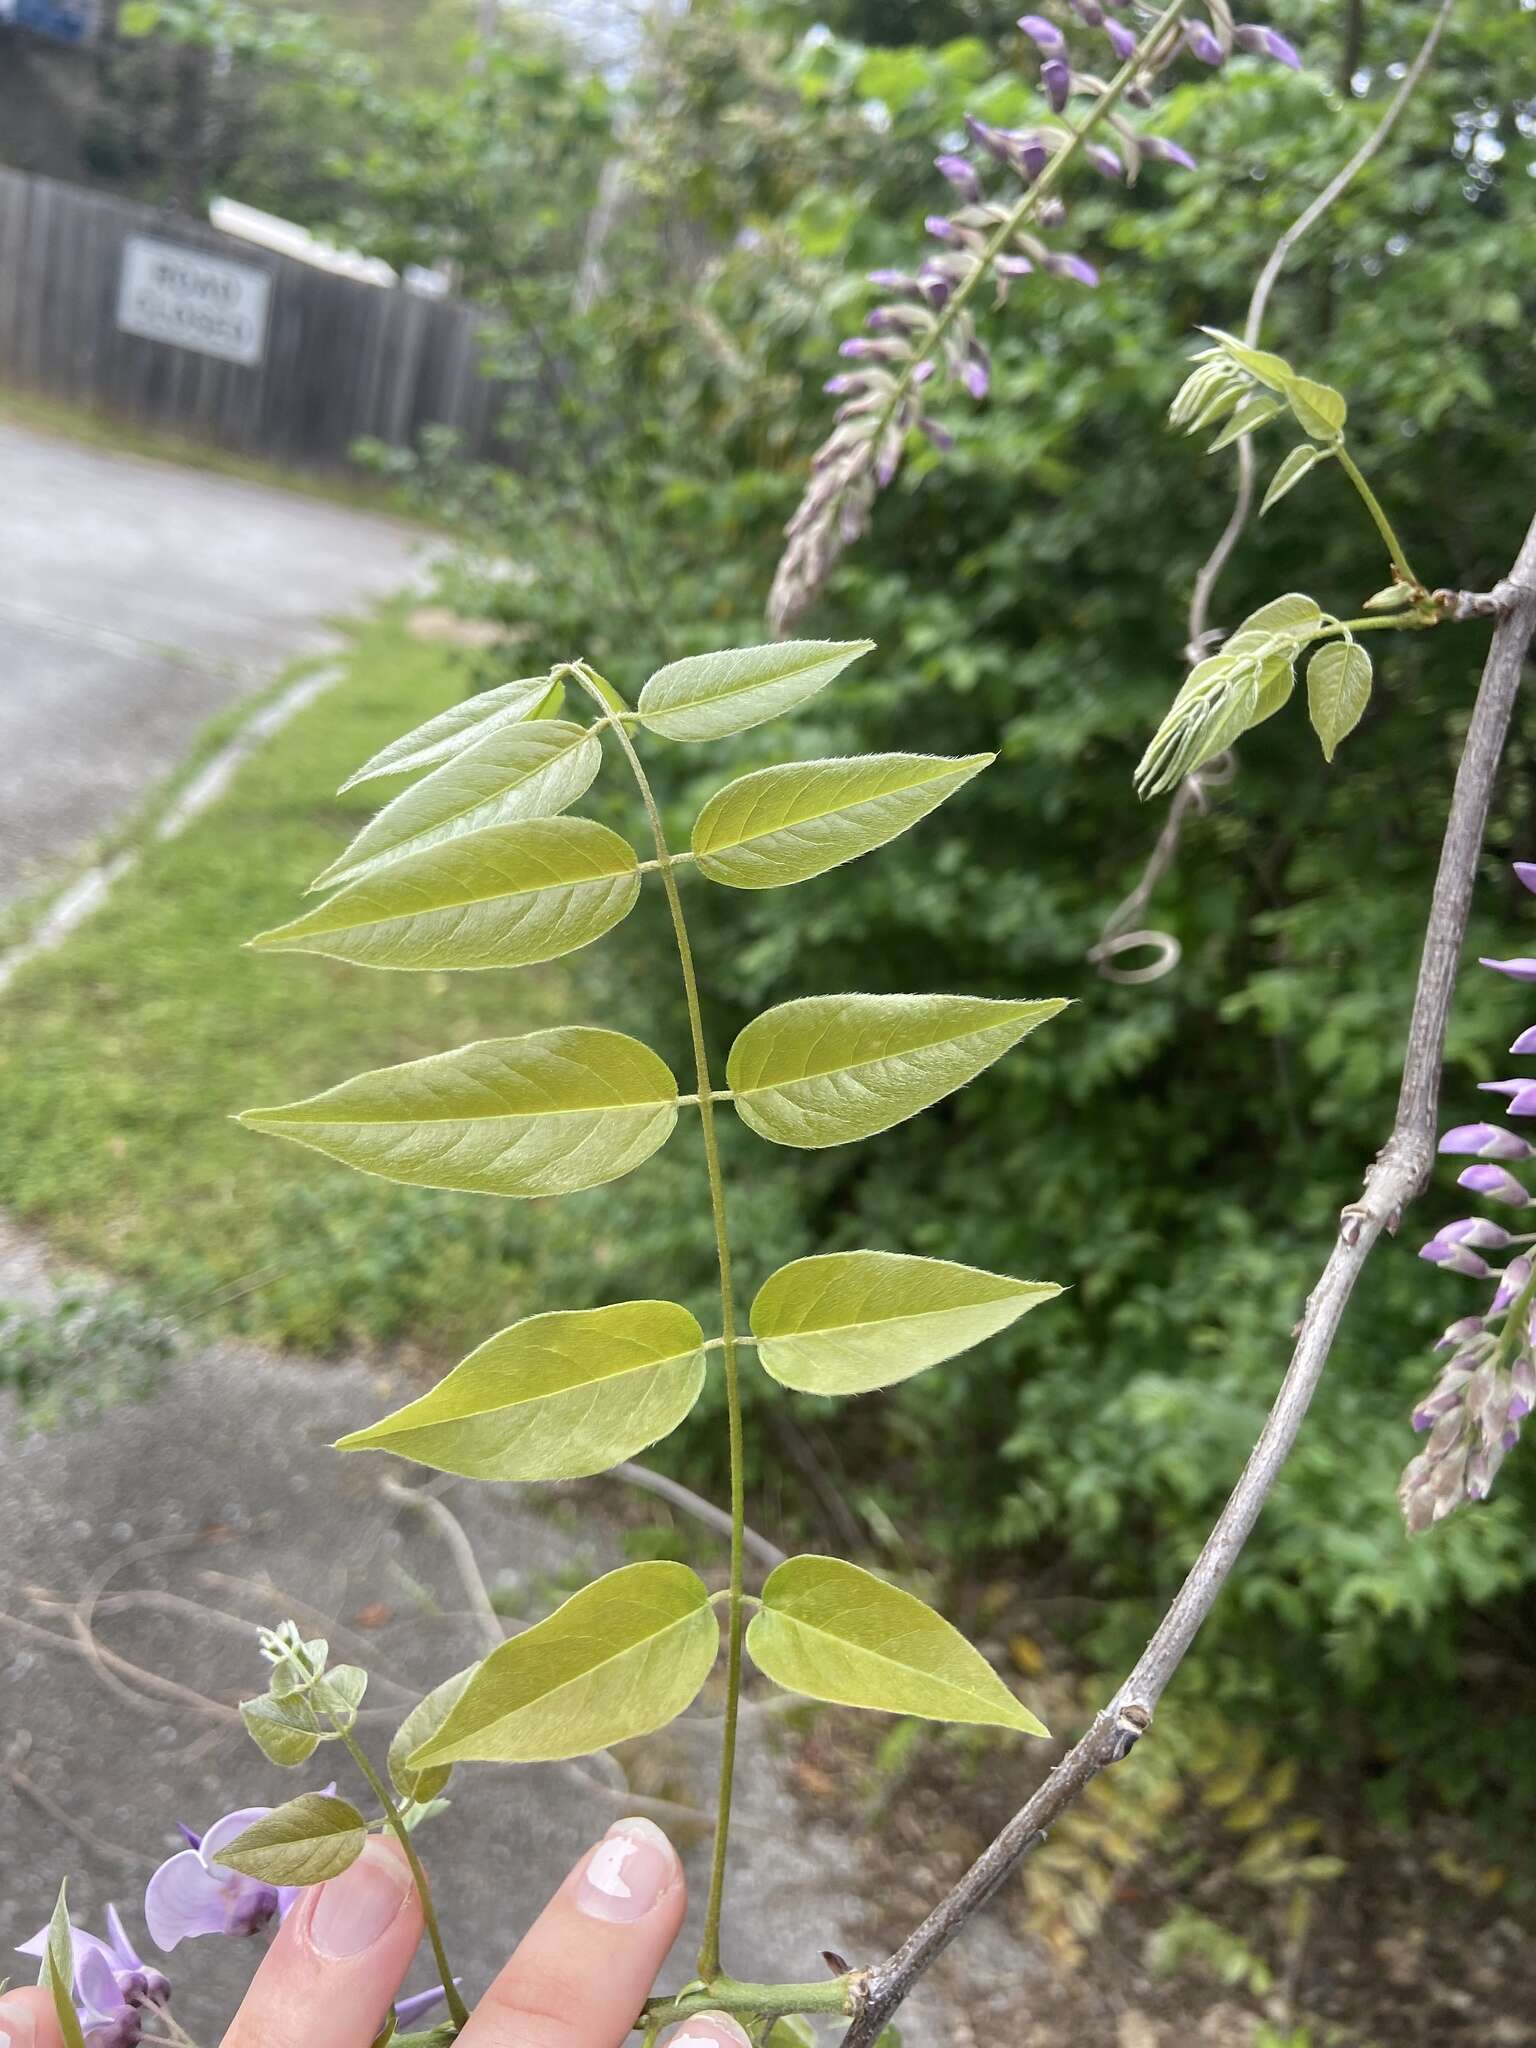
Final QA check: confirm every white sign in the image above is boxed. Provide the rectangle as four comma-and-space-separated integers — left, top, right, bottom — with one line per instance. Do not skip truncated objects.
116, 236, 271, 368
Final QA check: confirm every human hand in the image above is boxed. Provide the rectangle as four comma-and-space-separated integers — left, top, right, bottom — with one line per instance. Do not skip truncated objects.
0, 1819, 750, 2048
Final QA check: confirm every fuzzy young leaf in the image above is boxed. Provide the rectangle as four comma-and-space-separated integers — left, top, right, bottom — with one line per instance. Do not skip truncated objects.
637, 640, 874, 743
1284, 375, 1348, 441
1197, 327, 1297, 396
751, 1251, 1060, 1396
241, 1691, 323, 1767
1232, 594, 1324, 640
389, 1666, 476, 1805
692, 753, 991, 891
250, 819, 639, 973
239, 1028, 678, 1198
412, 1562, 718, 1766
337, 1301, 706, 1479
220, 1794, 368, 1888
747, 1556, 1047, 1734
40, 1882, 87, 2048
340, 675, 556, 790
1207, 393, 1283, 452
315, 722, 604, 890
1260, 444, 1327, 516
313, 1664, 369, 1725
1306, 641, 1373, 762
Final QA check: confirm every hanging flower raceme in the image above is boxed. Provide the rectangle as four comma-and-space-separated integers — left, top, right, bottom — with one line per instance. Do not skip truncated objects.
18, 1905, 171, 2048
767, 3, 1303, 634
1401, 863, 1536, 1532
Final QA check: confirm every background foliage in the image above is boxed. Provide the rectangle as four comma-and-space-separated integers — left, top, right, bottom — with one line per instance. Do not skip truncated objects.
15, 0, 1536, 1841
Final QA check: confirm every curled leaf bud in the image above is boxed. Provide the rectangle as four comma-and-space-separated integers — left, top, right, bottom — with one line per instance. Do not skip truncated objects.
1481, 956, 1536, 982
1439, 1123, 1534, 1161
934, 154, 981, 202
1233, 22, 1302, 68
1041, 56, 1072, 110
1457, 1164, 1533, 1205
1018, 12, 1068, 55
1182, 17, 1225, 64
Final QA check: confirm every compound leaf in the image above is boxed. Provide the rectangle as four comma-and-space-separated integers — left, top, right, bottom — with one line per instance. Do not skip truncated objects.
341, 674, 556, 790
412, 1563, 718, 1765
692, 752, 991, 890
250, 819, 639, 972
389, 1666, 477, 1805
1306, 641, 1373, 762
337, 1301, 707, 1479
316, 722, 604, 889
238, 1028, 678, 1198
220, 1794, 368, 1888
747, 1556, 1047, 1734
637, 640, 873, 743
751, 1251, 1061, 1396
727, 993, 1066, 1149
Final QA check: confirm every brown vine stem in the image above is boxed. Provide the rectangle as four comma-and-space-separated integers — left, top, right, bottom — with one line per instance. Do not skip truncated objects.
842, 511, 1536, 2046
1094, 0, 1457, 981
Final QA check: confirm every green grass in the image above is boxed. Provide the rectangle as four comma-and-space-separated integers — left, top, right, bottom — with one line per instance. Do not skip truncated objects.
0, 611, 576, 1354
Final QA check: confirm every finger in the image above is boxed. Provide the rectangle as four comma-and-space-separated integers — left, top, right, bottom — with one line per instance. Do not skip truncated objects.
459, 1816, 688, 2048
657, 2019, 752, 2048
0, 1985, 66, 2048
223, 1836, 424, 2048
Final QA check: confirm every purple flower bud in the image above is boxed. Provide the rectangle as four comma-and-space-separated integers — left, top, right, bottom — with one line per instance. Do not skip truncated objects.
867, 268, 919, 292
1436, 1217, 1515, 1250
1234, 22, 1302, 68
1085, 143, 1125, 179
1511, 1024, 1536, 1055
1457, 1164, 1533, 1206
911, 357, 938, 386
1142, 135, 1197, 171
1041, 56, 1072, 110
934, 154, 981, 203
839, 337, 907, 361
1480, 957, 1536, 982
1413, 1381, 1468, 1431
1439, 1123, 1534, 1161
960, 344, 991, 400
1509, 1354, 1536, 1420
1435, 1315, 1489, 1352
1420, 1238, 1491, 1277
1515, 861, 1536, 896
1070, 0, 1104, 23
918, 416, 955, 452
823, 373, 867, 396
1492, 1254, 1533, 1313
1035, 195, 1067, 227
995, 253, 1035, 277
1103, 16, 1137, 59
1019, 12, 1067, 55
925, 215, 962, 244
1043, 250, 1101, 287
1182, 17, 1225, 64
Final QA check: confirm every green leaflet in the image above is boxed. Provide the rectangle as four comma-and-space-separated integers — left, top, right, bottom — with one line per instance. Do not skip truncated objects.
1233, 593, 1323, 639
747, 1556, 1047, 1735
314, 721, 604, 889
238, 1027, 679, 1198
241, 1690, 323, 1767
220, 1794, 368, 1888
40, 1882, 87, 2048
637, 639, 873, 743
1196, 327, 1297, 395
751, 1251, 1061, 1396
727, 993, 1067, 1149
336, 1300, 707, 1479
250, 819, 639, 973
692, 752, 992, 890
1206, 393, 1283, 452
1306, 641, 1373, 761
1260, 444, 1327, 516
389, 1666, 477, 1805
340, 674, 557, 789
1285, 375, 1348, 441
412, 1562, 718, 1765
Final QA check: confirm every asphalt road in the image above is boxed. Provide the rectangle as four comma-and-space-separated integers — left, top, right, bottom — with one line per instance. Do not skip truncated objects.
0, 420, 427, 906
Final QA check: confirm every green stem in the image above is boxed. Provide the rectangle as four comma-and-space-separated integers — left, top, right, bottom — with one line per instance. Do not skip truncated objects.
1336, 444, 1426, 592
641, 1976, 857, 2031
335, 1723, 470, 2032
852, 0, 1194, 471
1312, 611, 1438, 640
574, 668, 746, 1984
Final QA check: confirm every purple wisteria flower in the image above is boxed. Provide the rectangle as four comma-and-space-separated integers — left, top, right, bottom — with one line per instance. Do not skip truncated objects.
1402, 860, 1536, 1530
766, 3, 1307, 633
396, 1984, 455, 2027
18, 1906, 170, 2047
145, 1802, 310, 1949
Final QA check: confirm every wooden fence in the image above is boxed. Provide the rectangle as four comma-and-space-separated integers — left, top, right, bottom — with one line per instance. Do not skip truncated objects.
0, 166, 513, 468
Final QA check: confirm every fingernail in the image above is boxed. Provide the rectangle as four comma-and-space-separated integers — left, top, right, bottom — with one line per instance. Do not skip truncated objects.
0, 2010, 38, 2048
660, 2016, 753, 2048
309, 1838, 412, 1958
575, 1815, 681, 1924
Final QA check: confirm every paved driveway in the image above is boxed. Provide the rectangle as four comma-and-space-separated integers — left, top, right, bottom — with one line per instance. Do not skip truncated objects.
0, 420, 428, 905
